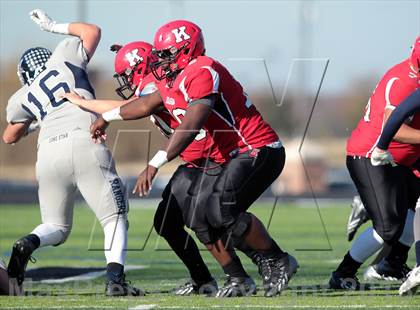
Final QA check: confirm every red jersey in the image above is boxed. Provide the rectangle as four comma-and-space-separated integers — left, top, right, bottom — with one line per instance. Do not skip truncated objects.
347, 59, 420, 166
136, 73, 225, 165
157, 56, 279, 160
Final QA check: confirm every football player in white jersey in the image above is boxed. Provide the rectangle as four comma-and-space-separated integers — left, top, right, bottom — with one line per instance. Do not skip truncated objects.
2, 10, 141, 296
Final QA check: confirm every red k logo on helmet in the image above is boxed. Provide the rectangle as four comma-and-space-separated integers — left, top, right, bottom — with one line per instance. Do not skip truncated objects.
171, 26, 191, 43
125, 49, 143, 67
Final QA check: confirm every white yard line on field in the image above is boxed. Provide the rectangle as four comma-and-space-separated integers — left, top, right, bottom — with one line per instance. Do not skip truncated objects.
130, 306, 419, 309
129, 305, 157, 310
2, 305, 419, 310
33, 264, 148, 284
1, 307, 122, 309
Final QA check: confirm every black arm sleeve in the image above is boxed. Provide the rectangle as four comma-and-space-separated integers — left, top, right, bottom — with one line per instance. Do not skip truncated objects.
377, 89, 420, 150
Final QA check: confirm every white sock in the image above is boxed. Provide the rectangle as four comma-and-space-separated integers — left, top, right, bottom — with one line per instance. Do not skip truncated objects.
102, 216, 127, 265
399, 209, 415, 247
31, 223, 69, 247
350, 227, 384, 263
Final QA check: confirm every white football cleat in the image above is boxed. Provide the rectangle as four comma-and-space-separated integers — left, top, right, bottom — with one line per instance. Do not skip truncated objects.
399, 266, 420, 296
364, 265, 398, 281
364, 265, 383, 281
364, 258, 411, 282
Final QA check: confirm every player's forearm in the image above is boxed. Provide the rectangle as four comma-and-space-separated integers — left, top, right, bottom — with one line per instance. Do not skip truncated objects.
29, 10, 100, 61
118, 100, 151, 120
148, 98, 213, 168
77, 98, 127, 114
165, 131, 198, 161
2, 122, 31, 144
378, 89, 420, 149
393, 125, 420, 144
117, 92, 163, 121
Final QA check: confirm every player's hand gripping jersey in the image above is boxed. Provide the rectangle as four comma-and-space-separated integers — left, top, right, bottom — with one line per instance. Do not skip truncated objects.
156, 56, 279, 159
347, 59, 420, 166
7, 38, 96, 142
137, 72, 227, 166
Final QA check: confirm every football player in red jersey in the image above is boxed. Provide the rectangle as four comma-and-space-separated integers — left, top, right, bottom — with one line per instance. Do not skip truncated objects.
368, 40, 420, 295
87, 20, 298, 297
329, 36, 420, 290
64, 41, 223, 296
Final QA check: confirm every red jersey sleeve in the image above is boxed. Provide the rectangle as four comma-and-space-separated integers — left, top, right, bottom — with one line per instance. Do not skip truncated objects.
180, 66, 219, 104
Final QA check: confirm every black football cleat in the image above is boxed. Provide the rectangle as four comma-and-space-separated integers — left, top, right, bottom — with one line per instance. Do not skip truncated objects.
173, 278, 218, 296
105, 274, 144, 297
329, 271, 360, 290
215, 276, 257, 297
254, 253, 299, 297
7, 237, 38, 286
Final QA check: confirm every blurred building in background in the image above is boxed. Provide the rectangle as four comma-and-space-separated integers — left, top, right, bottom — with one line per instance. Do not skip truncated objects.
1, 0, 418, 202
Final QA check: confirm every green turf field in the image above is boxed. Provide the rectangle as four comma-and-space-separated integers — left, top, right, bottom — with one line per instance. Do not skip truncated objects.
0, 200, 418, 309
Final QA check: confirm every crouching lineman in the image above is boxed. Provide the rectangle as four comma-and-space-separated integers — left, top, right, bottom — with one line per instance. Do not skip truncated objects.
63, 41, 221, 295
329, 36, 420, 290
370, 86, 420, 295
87, 20, 298, 297
2, 10, 141, 296
65, 39, 269, 297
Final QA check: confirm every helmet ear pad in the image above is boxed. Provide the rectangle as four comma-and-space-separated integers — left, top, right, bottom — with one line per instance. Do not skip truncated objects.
17, 47, 52, 86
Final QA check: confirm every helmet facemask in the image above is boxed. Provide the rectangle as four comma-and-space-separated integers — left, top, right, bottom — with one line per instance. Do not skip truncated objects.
150, 43, 188, 86
113, 58, 145, 100
112, 41, 155, 99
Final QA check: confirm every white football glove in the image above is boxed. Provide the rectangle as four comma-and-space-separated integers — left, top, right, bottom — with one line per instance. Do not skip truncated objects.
370, 147, 396, 167
29, 9, 69, 34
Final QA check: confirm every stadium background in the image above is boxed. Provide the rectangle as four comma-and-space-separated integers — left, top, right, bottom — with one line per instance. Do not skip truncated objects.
0, 1, 419, 308
1, 0, 419, 201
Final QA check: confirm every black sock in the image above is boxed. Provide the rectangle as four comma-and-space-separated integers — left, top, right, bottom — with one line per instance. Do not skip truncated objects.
416, 241, 420, 266
335, 252, 362, 277
163, 229, 213, 285
25, 234, 40, 250
222, 256, 249, 278
234, 234, 286, 261
232, 236, 258, 260
260, 238, 287, 259
106, 262, 124, 283
386, 241, 410, 265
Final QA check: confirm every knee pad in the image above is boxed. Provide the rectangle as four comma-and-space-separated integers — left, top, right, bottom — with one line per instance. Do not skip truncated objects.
153, 201, 167, 236
46, 223, 71, 246
229, 212, 253, 239
56, 224, 71, 245
398, 209, 415, 246
375, 224, 404, 245
153, 200, 184, 238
